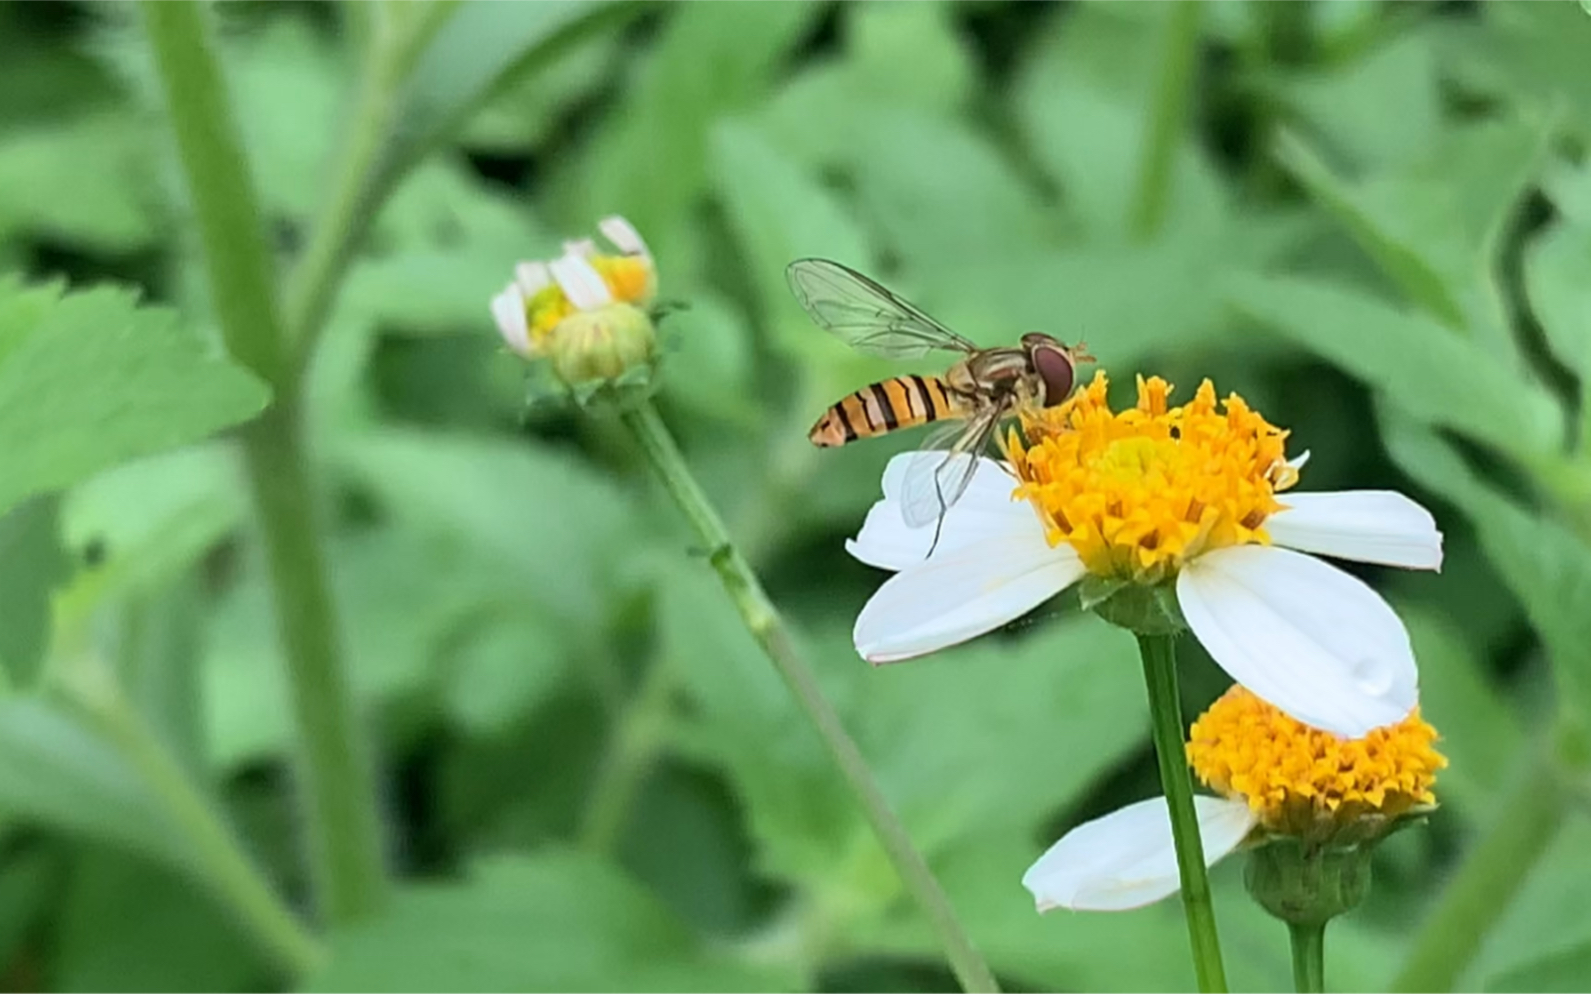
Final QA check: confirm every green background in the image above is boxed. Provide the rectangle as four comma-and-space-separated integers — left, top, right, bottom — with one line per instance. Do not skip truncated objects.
0, 1, 1589, 990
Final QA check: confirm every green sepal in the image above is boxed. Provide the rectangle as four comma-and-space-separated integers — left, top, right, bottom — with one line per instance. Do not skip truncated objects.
1243, 836, 1372, 928
1085, 579, 1186, 636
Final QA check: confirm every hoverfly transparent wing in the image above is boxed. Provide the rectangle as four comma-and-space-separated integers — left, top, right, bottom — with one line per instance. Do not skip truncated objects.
898, 403, 1007, 530
787, 258, 978, 359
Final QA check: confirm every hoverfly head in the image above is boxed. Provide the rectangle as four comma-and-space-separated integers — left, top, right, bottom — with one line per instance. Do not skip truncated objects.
1022, 332, 1078, 408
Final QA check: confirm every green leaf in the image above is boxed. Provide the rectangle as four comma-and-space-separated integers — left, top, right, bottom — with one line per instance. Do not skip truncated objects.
383, 1, 638, 186
0, 697, 189, 873
661, 560, 1147, 886
1014, 2, 1228, 242
1525, 216, 1591, 390
1488, 939, 1591, 993
336, 428, 635, 624
205, 522, 537, 768
1399, 607, 1524, 814
1441, 1, 1591, 139
442, 612, 573, 737
0, 114, 160, 251
1271, 30, 1443, 172
54, 848, 270, 992
1230, 273, 1563, 464
0, 280, 270, 519
708, 120, 876, 367
0, 496, 71, 686
1379, 409, 1591, 721
1273, 120, 1551, 337
1473, 818, 1591, 991
308, 851, 789, 992
560, 2, 821, 246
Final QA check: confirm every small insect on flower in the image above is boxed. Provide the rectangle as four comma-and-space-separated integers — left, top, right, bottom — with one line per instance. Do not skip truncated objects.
846, 373, 1444, 738
490, 216, 659, 391
787, 259, 1091, 535
1022, 686, 1445, 914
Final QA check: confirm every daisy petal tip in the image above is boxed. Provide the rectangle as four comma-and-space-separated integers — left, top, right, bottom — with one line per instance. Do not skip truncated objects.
599, 215, 649, 257
549, 252, 612, 310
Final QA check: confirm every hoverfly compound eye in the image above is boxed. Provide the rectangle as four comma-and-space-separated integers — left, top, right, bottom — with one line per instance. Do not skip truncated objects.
1032, 344, 1076, 407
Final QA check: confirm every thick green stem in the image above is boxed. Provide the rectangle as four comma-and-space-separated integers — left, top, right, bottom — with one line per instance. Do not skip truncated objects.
141, 1, 388, 924
1391, 759, 1568, 992
1129, 0, 1202, 241
1289, 922, 1325, 993
98, 699, 323, 979
239, 404, 389, 922
620, 400, 1000, 994
1137, 634, 1228, 993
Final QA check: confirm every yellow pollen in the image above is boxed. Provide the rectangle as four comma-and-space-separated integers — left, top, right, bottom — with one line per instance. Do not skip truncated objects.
1008, 372, 1297, 579
1187, 686, 1446, 835
526, 254, 654, 344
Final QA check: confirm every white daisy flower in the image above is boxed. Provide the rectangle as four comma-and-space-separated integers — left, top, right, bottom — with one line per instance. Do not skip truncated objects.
847, 373, 1443, 738
1023, 685, 1444, 912
489, 215, 658, 386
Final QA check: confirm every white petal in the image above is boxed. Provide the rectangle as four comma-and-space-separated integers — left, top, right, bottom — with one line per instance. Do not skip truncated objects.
1268, 491, 1443, 571
854, 532, 1083, 663
846, 454, 1040, 571
549, 252, 612, 310
1288, 450, 1311, 472
1178, 545, 1419, 738
1023, 796, 1254, 912
490, 284, 531, 356
599, 215, 650, 259
515, 261, 552, 297
563, 237, 598, 258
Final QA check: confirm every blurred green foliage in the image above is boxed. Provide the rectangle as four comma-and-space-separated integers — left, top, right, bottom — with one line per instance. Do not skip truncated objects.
1, 1, 1590, 991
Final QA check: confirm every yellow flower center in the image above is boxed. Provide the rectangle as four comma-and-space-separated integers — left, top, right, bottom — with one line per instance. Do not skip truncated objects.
526, 254, 654, 344
1008, 372, 1300, 580
1187, 686, 1446, 836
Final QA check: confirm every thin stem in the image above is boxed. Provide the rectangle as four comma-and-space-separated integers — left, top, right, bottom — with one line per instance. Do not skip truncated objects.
1391, 757, 1567, 992
619, 399, 1000, 994
97, 699, 324, 979
1289, 922, 1325, 993
282, 4, 449, 364
1136, 633, 1228, 993
141, 1, 388, 924
1129, 0, 1202, 241
579, 654, 674, 854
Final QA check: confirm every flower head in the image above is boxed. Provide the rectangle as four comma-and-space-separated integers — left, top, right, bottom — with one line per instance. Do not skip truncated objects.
1022, 687, 1444, 913
1189, 685, 1445, 843
490, 215, 658, 388
1010, 373, 1299, 581
846, 372, 1443, 737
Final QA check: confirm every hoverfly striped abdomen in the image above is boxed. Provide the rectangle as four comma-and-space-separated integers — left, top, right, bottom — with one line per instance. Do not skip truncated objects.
808, 375, 967, 447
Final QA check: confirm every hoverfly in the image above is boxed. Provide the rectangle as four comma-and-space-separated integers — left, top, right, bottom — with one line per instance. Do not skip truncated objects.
787, 258, 1092, 533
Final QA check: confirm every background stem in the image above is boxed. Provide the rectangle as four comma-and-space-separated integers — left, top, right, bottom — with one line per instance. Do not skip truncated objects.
1289, 922, 1325, 993
619, 399, 1000, 994
98, 699, 324, 979
1391, 758, 1567, 992
1129, 0, 1202, 240
1137, 633, 1228, 993
140, 0, 388, 924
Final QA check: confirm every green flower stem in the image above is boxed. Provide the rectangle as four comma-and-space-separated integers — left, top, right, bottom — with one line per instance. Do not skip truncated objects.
97, 697, 324, 979
1391, 758, 1568, 992
1130, 0, 1202, 240
1136, 633, 1228, 993
1289, 923, 1325, 993
619, 399, 1000, 994
141, 1, 388, 924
